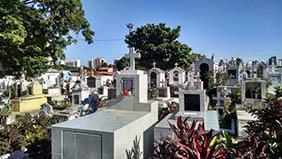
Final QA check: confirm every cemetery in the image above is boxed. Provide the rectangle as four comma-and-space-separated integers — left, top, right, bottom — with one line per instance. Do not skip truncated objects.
0, 2, 282, 158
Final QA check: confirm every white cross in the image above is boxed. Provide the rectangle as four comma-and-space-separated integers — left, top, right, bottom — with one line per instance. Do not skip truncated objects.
125, 47, 140, 70
175, 63, 178, 67
153, 62, 156, 68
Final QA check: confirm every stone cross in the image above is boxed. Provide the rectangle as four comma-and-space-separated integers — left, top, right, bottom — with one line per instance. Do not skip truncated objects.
125, 47, 140, 70
175, 63, 178, 67
153, 62, 156, 68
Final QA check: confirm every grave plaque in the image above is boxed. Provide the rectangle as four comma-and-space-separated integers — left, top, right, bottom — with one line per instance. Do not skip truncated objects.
184, 94, 200, 111
228, 70, 237, 79
245, 82, 262, 99
87, 76, 96, 88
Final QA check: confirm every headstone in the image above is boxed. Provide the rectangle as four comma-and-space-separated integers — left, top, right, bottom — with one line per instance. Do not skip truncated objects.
241, 79, 267, 109
168, 63, 186, 86
154, 86, 219, 141
227, 65, 240, 86
71, 80, 90, 106
148, 62, 166, 88
194, 56, 219, 89
87, 76, 96, 88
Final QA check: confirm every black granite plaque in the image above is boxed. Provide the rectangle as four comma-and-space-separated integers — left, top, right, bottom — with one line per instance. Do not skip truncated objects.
87, 76, 96, 88
184, 94, 200, 111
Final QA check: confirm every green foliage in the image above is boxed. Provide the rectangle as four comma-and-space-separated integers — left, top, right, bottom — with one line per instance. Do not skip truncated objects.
0, 113, 63, 157
122, 23, 200, 70
234, 87, 282, 158
0, 0, 94, 77
48, 99, 71, 110
114, 57, 130, 71
261, 77, 273, 89
148, 88, 158, 99
209, 72, 229, 88
158, 101, 179, 121
0, 105, 11, 125
126, 136, 142, 159
275, 85, 282, 98
154, 116, 226, 159
235, 57, 243, 67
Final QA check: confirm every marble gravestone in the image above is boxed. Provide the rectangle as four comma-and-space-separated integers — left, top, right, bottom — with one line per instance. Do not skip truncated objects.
227, 65, 240, 86
148, 62, 166, 88
154, 87, 219, 140
168, 63, 186, 86
71, 80, 90, 106
267, 68, 282, 94
241, 79, 267, 109
194, 56, 219, 89
52, 45, 158, 159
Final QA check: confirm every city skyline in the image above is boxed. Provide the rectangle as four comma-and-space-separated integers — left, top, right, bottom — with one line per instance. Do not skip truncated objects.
65, 0, 282, 65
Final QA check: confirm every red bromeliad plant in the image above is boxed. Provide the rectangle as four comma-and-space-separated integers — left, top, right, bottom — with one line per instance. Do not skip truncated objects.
154, 116, 226, 159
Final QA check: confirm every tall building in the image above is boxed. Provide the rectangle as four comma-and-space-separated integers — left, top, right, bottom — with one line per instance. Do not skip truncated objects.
88, 58, 107, 69
277, 59, 282, 67
268, 56, 277, 66
65, 59, 81, 68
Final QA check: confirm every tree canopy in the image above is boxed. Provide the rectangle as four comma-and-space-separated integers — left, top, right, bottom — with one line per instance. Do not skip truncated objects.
115, 23, 200, 71
0, 0, 94, 78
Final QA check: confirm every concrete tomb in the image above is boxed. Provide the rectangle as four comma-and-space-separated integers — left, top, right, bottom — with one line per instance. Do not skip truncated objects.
52, 45, 158, 159
241, 79, 266, 109
154, 87, 219, 140
71, 80, 90, 106
11, 81, 47, 112
194, 56, 219, 89
227, 65, 240, 86
168, 63, 186, 86
148, 62, 166, 88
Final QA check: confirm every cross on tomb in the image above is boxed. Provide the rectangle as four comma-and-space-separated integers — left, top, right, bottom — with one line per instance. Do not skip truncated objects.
125, 47, 140, 71
153, 62, 156, 68
175, 63, 179, 67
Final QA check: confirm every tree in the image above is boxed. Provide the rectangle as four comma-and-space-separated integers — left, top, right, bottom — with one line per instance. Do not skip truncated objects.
235, 57, 243, 67
114, 57, 130, 71
0, 0, 94, 78
123, 23, 200, 70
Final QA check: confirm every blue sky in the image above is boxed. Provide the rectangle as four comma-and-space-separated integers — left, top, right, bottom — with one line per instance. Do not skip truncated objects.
65, 0, 282, 65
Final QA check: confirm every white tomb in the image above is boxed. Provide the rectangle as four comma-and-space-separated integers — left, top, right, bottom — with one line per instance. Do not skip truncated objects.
154, 87, 219, 140
52, 46, 158, 159
227, 65, 240, 86
71, 80, 90, 106
148, 62, 166, 88
241, 79, 267, 109
168, 63, 186, 86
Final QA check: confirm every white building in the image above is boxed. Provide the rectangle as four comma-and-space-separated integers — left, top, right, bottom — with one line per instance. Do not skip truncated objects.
66, 59, 81, 68
88, 58, 107, 69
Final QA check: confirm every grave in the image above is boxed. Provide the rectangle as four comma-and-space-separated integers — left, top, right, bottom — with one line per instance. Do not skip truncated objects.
11, 81, 47, 112
148, 62, 166, 88
86, 76, 96, 88
194, 56, 219, 89
154, 87, 219, 140
227, 65, 240, 86
52, 44, 158, 159
241, 79, 267, 109
267, 68, 282, 94
71, 80, 90, 106
168, 63, 186, 86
